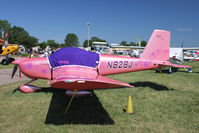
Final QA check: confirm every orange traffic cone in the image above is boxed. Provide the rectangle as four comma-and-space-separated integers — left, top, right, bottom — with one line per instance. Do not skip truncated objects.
126, 96, 134, 114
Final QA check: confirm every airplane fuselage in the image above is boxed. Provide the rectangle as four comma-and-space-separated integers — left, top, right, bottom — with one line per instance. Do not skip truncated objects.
99, 54, 159, 75
16, 54, 160, 81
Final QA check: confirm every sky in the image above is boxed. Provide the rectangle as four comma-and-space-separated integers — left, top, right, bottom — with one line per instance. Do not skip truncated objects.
1, 0, 199, 47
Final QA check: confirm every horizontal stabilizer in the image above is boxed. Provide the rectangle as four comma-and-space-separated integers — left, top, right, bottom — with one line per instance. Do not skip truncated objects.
51, 76, 134, 90
159, 62, 191, 68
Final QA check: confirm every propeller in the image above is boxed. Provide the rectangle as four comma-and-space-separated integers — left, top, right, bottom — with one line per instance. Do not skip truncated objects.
11, 64, 18, 79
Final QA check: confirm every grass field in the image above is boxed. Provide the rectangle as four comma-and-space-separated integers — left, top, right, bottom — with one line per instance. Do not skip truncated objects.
0, 63, 14, 69
0, 62, 199, 133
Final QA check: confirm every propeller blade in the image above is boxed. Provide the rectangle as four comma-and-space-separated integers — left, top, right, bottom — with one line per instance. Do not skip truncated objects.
11, 64, 18, 79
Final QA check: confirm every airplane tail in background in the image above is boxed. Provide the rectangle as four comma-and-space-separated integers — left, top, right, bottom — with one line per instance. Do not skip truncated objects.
140, 29, 170, 61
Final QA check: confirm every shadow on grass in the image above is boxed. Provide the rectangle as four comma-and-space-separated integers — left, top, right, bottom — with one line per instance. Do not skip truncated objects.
154, 68, 199, 74
12, 87, 20, 94
175, 70, 199, 74
191, 71, 199, 74
12, 87, 115, 125
130, 81, 174, 91
155, 68, 181, 74
177, 67, 199, 74
36, 87, 115, 125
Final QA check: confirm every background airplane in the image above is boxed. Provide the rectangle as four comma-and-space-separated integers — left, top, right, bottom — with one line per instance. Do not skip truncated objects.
0, 38, 19, 65
12, 29, 191, 98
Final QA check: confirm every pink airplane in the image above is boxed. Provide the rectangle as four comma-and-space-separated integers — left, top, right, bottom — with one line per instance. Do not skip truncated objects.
12, 29, 191, 97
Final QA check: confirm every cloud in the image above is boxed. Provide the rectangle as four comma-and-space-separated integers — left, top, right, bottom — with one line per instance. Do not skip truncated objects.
176, 28, 192, 31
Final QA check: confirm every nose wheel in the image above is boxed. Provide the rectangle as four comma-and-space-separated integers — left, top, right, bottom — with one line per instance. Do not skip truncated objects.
20, 79, 41, 93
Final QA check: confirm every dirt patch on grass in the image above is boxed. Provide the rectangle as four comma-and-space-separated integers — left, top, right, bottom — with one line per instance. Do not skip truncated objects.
0, 68, 29, 85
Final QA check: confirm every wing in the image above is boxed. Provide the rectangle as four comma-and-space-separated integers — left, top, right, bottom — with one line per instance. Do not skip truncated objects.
51, 75, 134, 90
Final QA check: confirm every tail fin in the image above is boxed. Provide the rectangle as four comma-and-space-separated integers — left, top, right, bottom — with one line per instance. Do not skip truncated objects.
140, 29, 170, 61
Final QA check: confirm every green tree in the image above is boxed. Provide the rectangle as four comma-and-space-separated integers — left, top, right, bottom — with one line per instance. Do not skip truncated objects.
91, 37, 106, 42
141, 40, 147, 47
40, 40, 60, 49
120, 41, 127, 46
47, 40, 57, 47
83, 40, 92, 47
64, 33, 79, 47
83, 36, 107, 48
1, 20, 40, 48
39, 41, 48, 49
24, 36, 38, 48
130, 41, 137, 46
0, 20, 12, 39
60, 43, 65, 48
9, 26, 38, 48
9, 26, 29, 45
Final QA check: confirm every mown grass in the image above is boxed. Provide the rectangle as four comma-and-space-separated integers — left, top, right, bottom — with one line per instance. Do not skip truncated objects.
0, 62, 199, 133
0, 63, 14, 69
